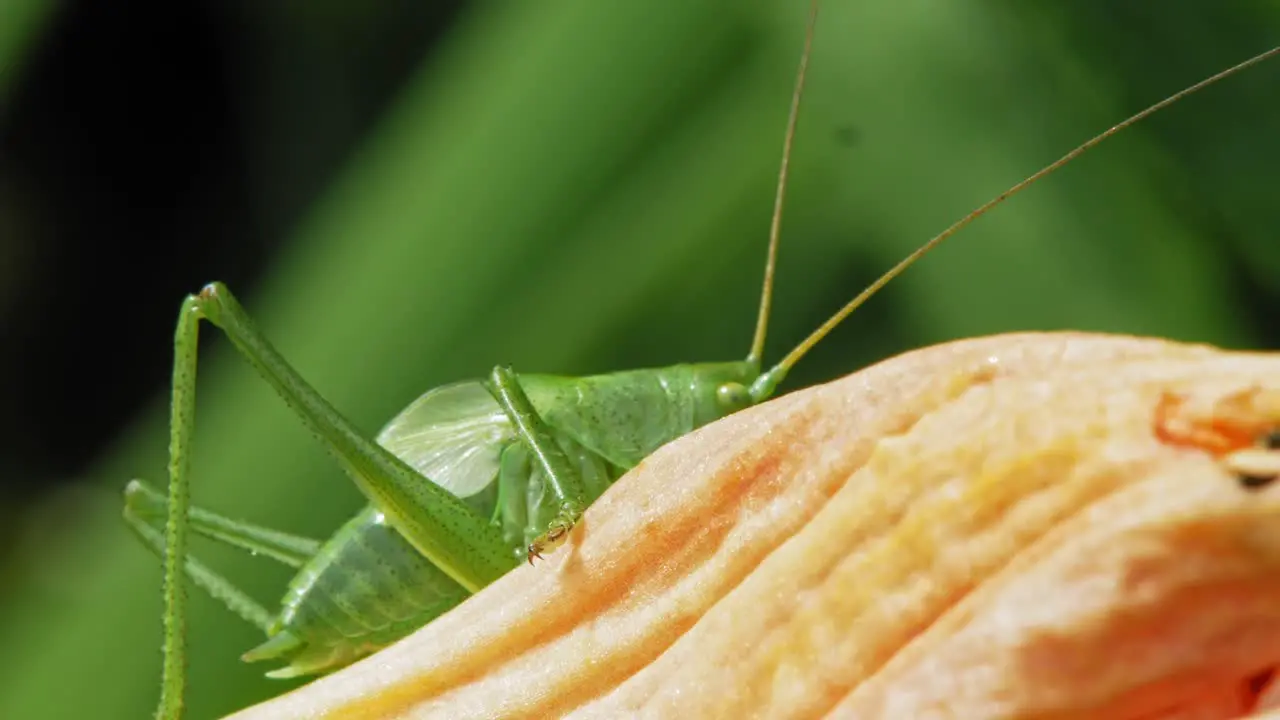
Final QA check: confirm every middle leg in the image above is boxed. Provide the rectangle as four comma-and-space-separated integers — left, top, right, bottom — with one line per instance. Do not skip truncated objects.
485, 365, 588, 563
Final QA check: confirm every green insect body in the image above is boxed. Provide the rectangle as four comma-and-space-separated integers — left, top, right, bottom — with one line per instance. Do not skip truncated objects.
122, 1, 1280, 717
131, 364, 757, 679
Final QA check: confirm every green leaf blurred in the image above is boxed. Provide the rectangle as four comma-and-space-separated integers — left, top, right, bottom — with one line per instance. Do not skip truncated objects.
1, 1, 1277, 718
0, 0, 54, 100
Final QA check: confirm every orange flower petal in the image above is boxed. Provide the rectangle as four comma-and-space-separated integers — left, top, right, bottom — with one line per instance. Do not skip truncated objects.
227, 332, 1280, 720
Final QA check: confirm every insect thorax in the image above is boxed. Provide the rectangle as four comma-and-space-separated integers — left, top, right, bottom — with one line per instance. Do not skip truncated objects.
526, 359, 759, 469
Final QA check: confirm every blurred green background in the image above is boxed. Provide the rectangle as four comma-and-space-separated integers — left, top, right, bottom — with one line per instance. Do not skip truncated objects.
1, 1, 1277, 718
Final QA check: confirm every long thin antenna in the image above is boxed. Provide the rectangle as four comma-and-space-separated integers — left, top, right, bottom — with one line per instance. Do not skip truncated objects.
747, 0, 820, 367
749, 43, 1280, 401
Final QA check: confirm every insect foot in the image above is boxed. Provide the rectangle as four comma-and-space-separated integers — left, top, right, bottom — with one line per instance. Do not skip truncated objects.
228, 332, 1280, 720
527, 501, 583, 565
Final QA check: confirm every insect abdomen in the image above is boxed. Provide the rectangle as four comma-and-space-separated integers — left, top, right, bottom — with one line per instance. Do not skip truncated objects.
242, 505, 470, 677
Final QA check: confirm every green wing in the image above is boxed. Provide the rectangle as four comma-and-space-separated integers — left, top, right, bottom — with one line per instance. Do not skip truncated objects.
375, 381, 513, 498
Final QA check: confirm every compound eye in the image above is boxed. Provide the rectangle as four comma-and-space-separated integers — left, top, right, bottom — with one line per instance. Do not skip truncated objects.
716, 382, 750, 411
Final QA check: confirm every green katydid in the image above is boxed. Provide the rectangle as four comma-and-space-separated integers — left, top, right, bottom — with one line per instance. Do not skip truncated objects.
120, 1, 1280, 717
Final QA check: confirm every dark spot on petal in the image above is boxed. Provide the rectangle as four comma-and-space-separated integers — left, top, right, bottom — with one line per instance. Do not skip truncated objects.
1262, 429, 1280, 450
1238, 473, 1278, 491
1247, 666, 1275, 697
